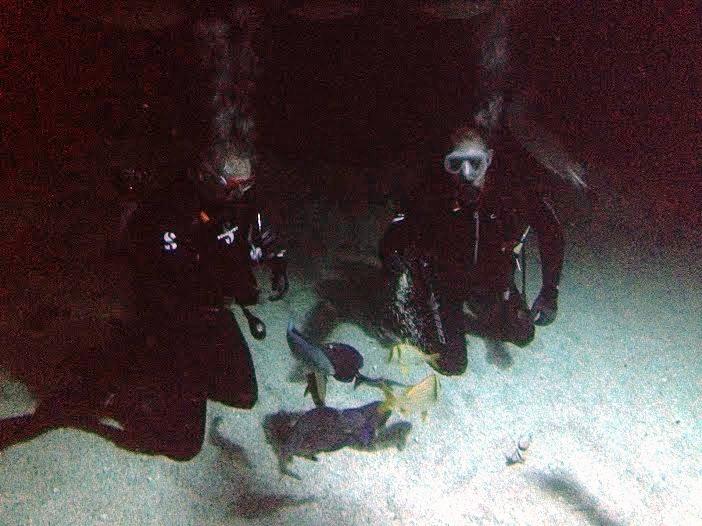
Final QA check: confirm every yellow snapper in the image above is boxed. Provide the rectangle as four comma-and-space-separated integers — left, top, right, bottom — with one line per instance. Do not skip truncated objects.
379, 373, 441, 421
387, 341, 441, 375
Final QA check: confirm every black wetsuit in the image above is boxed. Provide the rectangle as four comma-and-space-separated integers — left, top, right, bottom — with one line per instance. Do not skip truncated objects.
380, 133, 564, 372
0, 180, 281, 461
459, 148, 564, 345
126, 180, 264, 411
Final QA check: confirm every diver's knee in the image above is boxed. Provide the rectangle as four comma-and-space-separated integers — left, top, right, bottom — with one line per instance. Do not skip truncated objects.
236, 389, 258, 410
438, 357, 467, 376
164, 441, 203, 462
433, 343, 468, 376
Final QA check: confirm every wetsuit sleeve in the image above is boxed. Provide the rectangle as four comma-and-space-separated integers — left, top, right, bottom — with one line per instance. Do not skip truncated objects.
126, 185, 204, 316
240, 194, 288, 299
526, 192, 564, 292
246, 204, 286, 263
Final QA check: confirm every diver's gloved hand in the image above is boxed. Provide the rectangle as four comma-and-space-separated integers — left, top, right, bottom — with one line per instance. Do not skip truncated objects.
268, 252, 288, 301
531, 285, 558, 326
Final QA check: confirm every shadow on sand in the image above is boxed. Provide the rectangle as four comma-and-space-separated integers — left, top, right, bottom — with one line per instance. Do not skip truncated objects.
301, 257, 392, 346
209, 416, 315, 519
533, 471, 626, 526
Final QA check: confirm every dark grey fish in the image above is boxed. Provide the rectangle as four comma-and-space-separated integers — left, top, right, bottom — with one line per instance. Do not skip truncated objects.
286, 321, 364, 381
286, 321, 365, 405
263, 401, 402, 480
320, 342, 363, 382
286, 321, 409, 405
359, 421, 413, 452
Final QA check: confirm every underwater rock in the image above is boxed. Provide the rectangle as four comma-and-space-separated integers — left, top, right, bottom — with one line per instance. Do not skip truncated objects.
505, 433, 532, 465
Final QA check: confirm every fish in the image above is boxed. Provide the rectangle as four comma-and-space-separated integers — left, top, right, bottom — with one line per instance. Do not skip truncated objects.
285, 322, 361, 405
286, 322, 411, 405
506, 99, 588, 191
353, 374, 411, 390
369, 421, 413, 452
387, 341, 442, 376
263, 400, 407, 480
378, 373, 441, 421
263, 373, 440, 479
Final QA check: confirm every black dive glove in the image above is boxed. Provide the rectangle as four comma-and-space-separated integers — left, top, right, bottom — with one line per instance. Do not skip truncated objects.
531, 285, 558, 326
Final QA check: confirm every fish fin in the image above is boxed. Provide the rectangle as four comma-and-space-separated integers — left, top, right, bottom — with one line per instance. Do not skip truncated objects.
356, 375, 411, 391
399, 374, 440, 417
377, 383, 397, 415
305, 372, 326, 407
410, 374, 440, 401
304, 372, 315, 397
434, 376, 441, 399
314, 371, 327, 406
423, 353, 442, 368
354, 374, 370, 389
280, 459, 301, 481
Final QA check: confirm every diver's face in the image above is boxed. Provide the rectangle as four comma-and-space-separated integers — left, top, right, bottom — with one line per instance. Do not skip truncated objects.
200, 155, 254, 204
221, 154, 254, 199
443, 141, 493, 190
198, 173, 254, 206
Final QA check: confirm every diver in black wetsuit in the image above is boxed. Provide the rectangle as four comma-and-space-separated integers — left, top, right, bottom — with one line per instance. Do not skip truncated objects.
0, 170, 287, 461
446, 126, 563, 340
0, 2, 290, 460
128, 165, 288, 395
379, 126, 564, 374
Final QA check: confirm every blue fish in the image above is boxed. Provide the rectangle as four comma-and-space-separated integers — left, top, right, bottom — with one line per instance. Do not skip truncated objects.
286, 321, 362, 380
286, 321, 362, 405
286, 321, 408, 405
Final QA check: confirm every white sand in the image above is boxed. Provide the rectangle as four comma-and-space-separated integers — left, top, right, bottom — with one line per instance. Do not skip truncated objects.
1, 171, 700, 525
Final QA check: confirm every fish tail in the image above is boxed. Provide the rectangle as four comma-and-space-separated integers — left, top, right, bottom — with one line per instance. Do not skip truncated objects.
279, 456, 301, 480
377, 383, 397, 415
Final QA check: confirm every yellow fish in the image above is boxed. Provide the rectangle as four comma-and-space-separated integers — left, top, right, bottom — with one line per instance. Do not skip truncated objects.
378, 374, 440, 421
387, 342, 441, 376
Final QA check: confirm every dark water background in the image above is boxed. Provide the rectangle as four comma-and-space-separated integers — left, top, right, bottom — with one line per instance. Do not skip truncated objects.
3, 2, 700, 211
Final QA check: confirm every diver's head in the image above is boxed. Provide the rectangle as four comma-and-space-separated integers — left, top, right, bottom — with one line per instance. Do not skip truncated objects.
443, 127, 493, 191
194, 150, 255, 205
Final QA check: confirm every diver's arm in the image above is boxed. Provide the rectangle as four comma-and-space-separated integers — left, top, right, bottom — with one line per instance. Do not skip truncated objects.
247, 205, 288, 300
527, 193, 564, 325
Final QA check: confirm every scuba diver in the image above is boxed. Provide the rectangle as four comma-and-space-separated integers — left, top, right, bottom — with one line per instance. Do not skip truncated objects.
379, 125, 564, 376
0, 162, 287, 461
0, 1, 287, 461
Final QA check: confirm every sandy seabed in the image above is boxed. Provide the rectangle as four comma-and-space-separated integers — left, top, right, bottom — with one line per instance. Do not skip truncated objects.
1, 170, 700, 526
